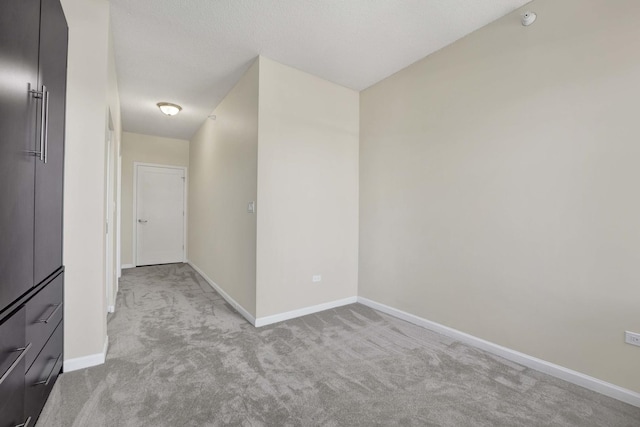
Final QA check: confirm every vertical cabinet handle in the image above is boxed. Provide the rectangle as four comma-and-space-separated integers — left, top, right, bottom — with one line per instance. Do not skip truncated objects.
28, 85, 48, 163
14, 416, 32, 427
27, 85, 49, 163
43, 87, 49, 164
38, 85, 47, 163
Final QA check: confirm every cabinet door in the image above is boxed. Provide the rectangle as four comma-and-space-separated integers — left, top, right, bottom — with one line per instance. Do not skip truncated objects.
34, 0, 68, 284
0, 0, 40, 309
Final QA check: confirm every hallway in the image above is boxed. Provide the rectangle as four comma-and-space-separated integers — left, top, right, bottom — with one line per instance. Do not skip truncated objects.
38, 264, 640, 426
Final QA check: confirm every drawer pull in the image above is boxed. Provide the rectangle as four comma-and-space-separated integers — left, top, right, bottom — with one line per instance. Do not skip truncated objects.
0, 343, 32, 386
34, 352, 62, 387
37, 303, 63, 324
14, 416, 32, 427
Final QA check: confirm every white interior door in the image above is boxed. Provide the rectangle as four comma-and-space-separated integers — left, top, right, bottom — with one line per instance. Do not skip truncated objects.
136, 165, 185, 266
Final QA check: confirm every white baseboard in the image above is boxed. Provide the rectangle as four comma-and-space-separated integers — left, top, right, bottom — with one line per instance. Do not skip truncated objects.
107, 305, 115, 313
357, 297, 640, 408
187, 261, 256, 325
186, 261, 357, 328
255, 296, 358, 327
64, 335, 109, 373
121, 264, 135, 269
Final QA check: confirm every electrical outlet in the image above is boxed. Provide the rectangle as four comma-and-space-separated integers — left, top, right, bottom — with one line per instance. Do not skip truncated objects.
312, 275, 322, 283
625, 331, 640, 347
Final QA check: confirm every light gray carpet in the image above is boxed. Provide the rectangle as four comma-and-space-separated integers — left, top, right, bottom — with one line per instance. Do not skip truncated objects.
37, 263, 640, 426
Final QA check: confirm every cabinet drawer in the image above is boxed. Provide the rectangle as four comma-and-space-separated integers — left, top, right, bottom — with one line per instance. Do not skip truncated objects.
0, 307, 26, 427
25, 322, 63, 425
0, 307, 25, 379
26, 273, 63, 370
0, 356, 26, 427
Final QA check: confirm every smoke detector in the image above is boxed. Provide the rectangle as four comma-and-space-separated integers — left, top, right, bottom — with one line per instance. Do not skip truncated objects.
521, 11, 537, 26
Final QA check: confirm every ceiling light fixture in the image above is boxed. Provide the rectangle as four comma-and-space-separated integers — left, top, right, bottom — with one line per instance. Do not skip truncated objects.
157, 102, 182, 116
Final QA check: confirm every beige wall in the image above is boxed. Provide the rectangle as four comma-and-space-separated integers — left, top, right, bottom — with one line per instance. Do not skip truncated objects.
256, 57, 359, 318
120, 132, 189, 266
61, 0, 118, 361
106, 27, 121, 310
359, 0, 640, 393
188, 60, 259, 317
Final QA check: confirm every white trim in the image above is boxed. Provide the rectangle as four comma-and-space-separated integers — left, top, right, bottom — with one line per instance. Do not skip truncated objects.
187, 262, 357, 327
133, 162, 187, 267
187, 261, 256, 325
121, 264, 135, 269
357, 297, 640, 408
64, 335, 109, 372
105, 126, 114, 316
183, 172, 188, 263
107, 305, 115, 313
255, 296, 358, 327
116, 154, 122, 279
132, 163, 137, 266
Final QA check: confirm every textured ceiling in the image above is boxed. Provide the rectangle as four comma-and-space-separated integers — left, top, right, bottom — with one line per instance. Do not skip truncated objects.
110, 0, 531, 140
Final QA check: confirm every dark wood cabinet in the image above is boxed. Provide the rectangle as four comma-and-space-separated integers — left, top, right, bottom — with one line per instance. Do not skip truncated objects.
25, 274, 63, 370
0, 0, 68, 424
34, 0, 67, 285
0, 0, 39, 312
0, 307, 27, 427
24, 322, 63, 424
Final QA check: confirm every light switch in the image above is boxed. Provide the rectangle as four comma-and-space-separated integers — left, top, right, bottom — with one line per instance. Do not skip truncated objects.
247, 201, 255, 213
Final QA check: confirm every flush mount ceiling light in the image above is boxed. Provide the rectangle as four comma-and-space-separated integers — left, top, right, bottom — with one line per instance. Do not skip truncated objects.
157, 102, 182, 116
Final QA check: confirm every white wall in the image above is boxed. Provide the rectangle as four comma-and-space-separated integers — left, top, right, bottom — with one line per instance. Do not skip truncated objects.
120, 132, 189, 267
60, 0, 118, 362
188, 57, 359, 321
188, 60, 259, 317
256, 57, 359, 318
106, 26, 121, 310
359, 0, 640, 393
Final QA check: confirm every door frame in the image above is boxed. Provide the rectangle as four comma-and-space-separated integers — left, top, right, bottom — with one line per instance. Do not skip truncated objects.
116, 154, 122, 282
105, 113, 115, 313
132, 162, 188, 267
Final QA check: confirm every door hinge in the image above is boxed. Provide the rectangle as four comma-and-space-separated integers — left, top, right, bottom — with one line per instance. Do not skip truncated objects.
106, 222, 108, 234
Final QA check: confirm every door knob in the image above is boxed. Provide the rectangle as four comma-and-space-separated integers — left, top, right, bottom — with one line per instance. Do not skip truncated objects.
138, 219, 148, 223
